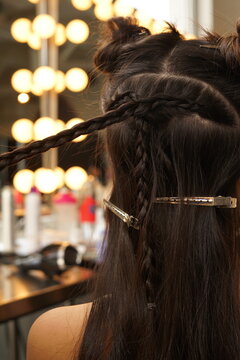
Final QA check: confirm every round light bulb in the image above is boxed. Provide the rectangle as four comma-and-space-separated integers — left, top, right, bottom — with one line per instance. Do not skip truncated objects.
65, 68, 88, 92
65, 166, 88, 190
33, 66, 56, 91
134, 10, 152, 28
71, 0, 92, 11
113, 0, 134, 17
17, 93, 30, 104
34, 117, 56, 140
32, 14, 56, 39
55, 167, 65, 189
66, 118, 87, 142
11, 69, 32, 93
55, 119, 65, 134
11, 18, 32, 43
35, 168, 58, 194
94, 3, 114, 21
55, 23, 66, 46
66, 20, 89, 44
55, 70, 66, 93
11, 118, 33, 143
13, 170, 34, 194
28, 32, 41, 50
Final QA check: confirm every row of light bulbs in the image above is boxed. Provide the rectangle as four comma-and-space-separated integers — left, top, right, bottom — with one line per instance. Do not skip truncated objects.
11, 17, 89, 48
11, 117, 87, 143
10, 2, 92, 196
27, 0, 166, 34
11, 67, 88, 95
13, 166, 88, 194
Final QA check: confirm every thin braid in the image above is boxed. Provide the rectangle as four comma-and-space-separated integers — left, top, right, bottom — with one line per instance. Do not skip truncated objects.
134, 111, 156, 307
0, 102, 137, 171
135, 115, 150, 222
0, 95, 203, 171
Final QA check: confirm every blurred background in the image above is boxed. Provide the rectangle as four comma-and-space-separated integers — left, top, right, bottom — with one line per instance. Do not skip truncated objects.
0, 0, 239, 359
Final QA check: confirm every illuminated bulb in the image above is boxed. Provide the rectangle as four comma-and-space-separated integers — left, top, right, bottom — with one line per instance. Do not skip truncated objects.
55, 119, 65, 134
150, 20, 166, 34
11, 69, 32, 93
71, 0, 92, 11
28, 32, 41, 50
11, 18, 32, 43
33, 66, 56, 91
28, 0, 39, 3
18, 93, 30, 104
35, 168, 58, 194
66, 118, 87, 142
31, 81, 44, 96
94, 3, 114, 21
34, 117, 56, 140
65, 166, 88, 190
113, 0, 134, 17
32, 14, 56, 39
13, 170, 34, 194
55, 23, 66, 46
66, 20, 89, 44
134, 10, 152, 28
55, 167, 65, 189
11, 118, 33, 143
65, 68, 88, 92
55, 70, 66, 93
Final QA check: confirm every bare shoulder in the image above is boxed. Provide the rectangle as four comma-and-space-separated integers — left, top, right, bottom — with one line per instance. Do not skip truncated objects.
27, 302, 92, 360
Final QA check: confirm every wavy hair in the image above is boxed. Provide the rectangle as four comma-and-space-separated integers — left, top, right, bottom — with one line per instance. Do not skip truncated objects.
2, 17, 240, 360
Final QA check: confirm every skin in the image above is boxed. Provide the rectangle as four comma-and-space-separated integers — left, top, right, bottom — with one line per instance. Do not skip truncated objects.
26, 302, 92, 360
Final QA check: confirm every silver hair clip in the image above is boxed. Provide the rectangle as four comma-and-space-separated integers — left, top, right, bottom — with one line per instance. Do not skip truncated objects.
103, 199, 139, 230
154, 196, 237, 208
103, 196, 237, 230
200, 44, 219, 49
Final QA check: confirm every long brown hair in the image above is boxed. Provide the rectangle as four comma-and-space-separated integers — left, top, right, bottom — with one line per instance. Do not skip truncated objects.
1, 17, 240, 360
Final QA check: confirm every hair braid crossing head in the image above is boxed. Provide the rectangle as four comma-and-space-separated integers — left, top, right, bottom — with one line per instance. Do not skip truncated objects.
0, 94, 210, 171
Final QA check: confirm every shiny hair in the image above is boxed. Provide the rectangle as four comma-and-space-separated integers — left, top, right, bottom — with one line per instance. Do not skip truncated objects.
2, 17, 240, 360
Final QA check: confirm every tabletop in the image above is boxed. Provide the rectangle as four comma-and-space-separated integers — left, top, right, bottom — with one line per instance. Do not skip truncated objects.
0, 264, 93, 323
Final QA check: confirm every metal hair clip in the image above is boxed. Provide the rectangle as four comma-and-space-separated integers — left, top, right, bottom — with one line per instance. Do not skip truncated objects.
200, 44, 219, 49
154, 196, 237, 208
103, 196, 237, 230
103, 199, 139, 230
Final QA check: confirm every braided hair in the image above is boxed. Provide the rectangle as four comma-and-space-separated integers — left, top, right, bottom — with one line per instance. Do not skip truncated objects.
0, 94, 210, 171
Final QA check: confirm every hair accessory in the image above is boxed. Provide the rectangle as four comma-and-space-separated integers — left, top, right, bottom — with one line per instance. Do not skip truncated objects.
103, 199, 139, 230
104, 196, 237, 229
200, 44, 219, 49
154, 196, 237, 208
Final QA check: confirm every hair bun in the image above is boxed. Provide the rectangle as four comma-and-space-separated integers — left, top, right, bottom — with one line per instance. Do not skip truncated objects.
94, 17, 151, 73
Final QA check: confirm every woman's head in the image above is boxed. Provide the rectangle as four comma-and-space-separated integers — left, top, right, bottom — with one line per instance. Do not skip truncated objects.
77, 17, 240, 360
2, 17, 240, 359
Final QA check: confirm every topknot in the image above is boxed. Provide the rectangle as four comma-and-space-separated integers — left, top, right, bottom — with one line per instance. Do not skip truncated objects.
94, 17, 151, 73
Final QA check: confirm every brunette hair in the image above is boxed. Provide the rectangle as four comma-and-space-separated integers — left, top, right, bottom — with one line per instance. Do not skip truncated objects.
2, 17, 240, 360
